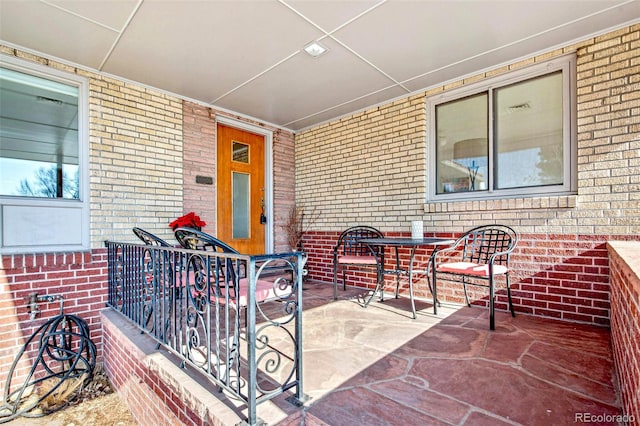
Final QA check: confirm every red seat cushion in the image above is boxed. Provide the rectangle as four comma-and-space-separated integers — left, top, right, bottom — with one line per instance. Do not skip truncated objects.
437, 262, 508, 277
337, 254, 377, 265
181, 269, 288, 306
210, 278, 287, 306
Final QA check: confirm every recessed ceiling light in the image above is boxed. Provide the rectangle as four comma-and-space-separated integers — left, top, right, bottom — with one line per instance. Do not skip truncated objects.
304, 41, 328, 58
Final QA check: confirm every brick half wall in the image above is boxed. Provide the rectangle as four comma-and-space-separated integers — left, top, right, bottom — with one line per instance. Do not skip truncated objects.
303, 231, 640, 326
0, 249, 108, 396
101, 309, 304, 425
608, 241, 640, 421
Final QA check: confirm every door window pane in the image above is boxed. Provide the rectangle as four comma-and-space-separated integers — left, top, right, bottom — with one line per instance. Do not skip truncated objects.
0, 67, 79, 198
232, 141, 249, 163
435, 93, 488, 194
232, 172, 250, 239
494, 72, 563, 189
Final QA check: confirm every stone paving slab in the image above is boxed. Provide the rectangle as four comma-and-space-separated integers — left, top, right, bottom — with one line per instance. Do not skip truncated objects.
302, 281, 620, 426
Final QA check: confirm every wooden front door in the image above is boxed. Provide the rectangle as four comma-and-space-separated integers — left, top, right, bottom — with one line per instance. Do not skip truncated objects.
216, 123, 265, 254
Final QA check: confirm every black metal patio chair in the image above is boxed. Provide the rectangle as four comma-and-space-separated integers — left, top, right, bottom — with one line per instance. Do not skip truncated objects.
173, 227, 284, 308
133, 227, 172, 246
333, 225, 384, 300
433, 224, 518, 330
131, 227, 175, 339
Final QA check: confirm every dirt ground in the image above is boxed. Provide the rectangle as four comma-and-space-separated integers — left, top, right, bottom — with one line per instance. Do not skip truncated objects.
6, 392, 136, 426
2, 368, 137, 426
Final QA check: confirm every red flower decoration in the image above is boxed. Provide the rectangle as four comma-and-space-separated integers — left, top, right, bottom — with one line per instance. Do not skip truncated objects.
169, 212, 206, 230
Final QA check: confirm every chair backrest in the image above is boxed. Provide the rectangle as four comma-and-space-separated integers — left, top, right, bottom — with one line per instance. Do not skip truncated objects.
458, 224, 518, 265
133, 227, 171, 247
174, 227, 239, 253
334, 226, 384, 256
174, 227, 244, 297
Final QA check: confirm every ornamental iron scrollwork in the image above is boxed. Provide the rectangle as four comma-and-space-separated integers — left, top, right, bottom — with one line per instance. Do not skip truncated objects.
104, 241, 306, 425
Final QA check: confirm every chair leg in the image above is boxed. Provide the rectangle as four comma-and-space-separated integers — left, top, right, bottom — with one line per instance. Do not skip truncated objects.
489, 275, 495, 331
462, 278, 471, 307
394, 272, 399, 299
333, 260, 338, 300
379, 264, 385, 302
506, 274, 515, 317
342, 269, 347, 291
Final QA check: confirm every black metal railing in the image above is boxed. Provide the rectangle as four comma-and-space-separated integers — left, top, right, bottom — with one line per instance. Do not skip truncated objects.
105, 241, 307, 425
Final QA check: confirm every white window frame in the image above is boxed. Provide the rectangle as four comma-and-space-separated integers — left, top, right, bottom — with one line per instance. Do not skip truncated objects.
0, 55, 89, 254
427, 54, 577, 202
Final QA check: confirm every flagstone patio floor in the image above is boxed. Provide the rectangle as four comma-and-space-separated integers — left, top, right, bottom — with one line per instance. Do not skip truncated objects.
287, 280, 621, 426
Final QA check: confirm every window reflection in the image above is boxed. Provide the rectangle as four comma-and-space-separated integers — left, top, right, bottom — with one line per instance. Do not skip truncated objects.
232, 141, 249, 163
494, 72, 563, 189
436, 94, 488, 194
433, 69, 565, 196
0, 67, 79, 198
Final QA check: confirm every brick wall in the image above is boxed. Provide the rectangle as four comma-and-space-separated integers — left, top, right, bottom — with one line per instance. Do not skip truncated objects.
0, 250, 107, 395
304, 230, 638, 325
273, 129, 297, 252
295, 96, 427, 229
608, 242, 640, 421
102, 311, 195, 425
182, 102, 217, 234
89, 73, 184, 245
296, 24, 640, 326
102, 309, 283, 425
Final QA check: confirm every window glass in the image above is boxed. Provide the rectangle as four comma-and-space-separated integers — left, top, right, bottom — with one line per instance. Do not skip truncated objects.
0, 67, 79, 198
232, 141, 249, 163
429, 57, 573, 201
494, 72, 563, 189
436, 93, 488, 194
232, 172, 250, 239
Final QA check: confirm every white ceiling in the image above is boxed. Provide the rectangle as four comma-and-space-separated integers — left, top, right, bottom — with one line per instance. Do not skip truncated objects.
1, 0, 639, 132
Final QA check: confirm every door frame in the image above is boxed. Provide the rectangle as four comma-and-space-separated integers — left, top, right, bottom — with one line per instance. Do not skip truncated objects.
215, 115, 274, 253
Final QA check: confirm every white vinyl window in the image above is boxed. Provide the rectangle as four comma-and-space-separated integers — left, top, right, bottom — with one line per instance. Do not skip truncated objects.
0, 55, 89, 253
428, 55, 576, 201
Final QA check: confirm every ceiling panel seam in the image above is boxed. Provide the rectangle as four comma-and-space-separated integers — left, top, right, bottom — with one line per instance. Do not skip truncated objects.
282, 81, 401, 128
279, 0, 386, 36
39, 0, 121, 32
209, 50, 301, 104
98, 0, 144, 71
279, 0, 406, 89
328, 33, 411, 92
400, 0, 639, 88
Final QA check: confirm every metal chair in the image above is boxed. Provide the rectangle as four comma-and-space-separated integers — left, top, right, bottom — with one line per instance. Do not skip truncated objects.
174, 227, 238, 253
433, 224, 518, 330
132, 227, 175, 339
333, 226, 384, 300
133, 227, 172, 246
174, 227, 281, 307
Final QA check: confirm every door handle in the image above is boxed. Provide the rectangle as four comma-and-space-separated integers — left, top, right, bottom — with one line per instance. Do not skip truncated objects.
260, 197, 266, 224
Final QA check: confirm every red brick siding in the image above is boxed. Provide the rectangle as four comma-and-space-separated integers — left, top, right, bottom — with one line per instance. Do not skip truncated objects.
303, 231, 640, 326
0, 249, 108, 396
272, 129, 296, 253
182, 102, 217, 234
102, 315, 190, 425
608, 242, 640, 421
